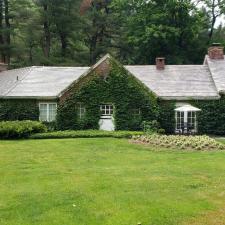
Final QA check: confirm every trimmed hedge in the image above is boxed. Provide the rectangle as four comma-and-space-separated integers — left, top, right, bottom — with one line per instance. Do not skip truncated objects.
30, 130, 144, 139
0, 121, 47, 139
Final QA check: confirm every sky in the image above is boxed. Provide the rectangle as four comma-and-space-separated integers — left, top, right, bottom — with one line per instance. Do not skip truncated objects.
216, 16, 225, 27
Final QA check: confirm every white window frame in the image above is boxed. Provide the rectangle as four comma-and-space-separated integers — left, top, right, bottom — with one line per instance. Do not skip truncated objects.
100, 104, 114, 116
175, 111, 197, 133
39, 102, 57, 122
188, 111, 197, 130
77, 103, 86, 119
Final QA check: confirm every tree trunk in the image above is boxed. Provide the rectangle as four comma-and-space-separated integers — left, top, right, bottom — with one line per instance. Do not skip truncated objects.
208, 0, 217, 40
43, 3, 51, 58
0, 0, 5, 62
209, 15, 216, 39
4, 0, 10, 63
60, 33, 68, 57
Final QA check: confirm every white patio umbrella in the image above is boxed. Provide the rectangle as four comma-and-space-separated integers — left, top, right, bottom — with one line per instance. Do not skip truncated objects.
175, 105, 201, 112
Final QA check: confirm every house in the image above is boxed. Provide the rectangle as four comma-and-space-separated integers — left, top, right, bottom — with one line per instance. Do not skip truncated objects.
0, 44, 225, 134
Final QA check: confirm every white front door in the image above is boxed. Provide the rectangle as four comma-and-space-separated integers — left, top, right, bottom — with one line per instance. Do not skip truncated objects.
99, 105, 115, 131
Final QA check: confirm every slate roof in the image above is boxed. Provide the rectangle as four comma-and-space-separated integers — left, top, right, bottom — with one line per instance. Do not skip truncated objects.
0, 55, 224, 100
125, 65, 220, 100
205, 55, 225, 94
0, 66, 89, 99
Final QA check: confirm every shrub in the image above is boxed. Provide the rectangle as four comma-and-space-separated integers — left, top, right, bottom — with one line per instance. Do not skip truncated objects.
0, 121, 47, 139
132, 134, 225, 151
42, 121, 57, 131
142, 120, 165, 134
30, 130, 143, 139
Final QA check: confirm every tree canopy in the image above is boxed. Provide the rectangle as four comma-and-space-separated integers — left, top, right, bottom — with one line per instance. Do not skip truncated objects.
0, 0, 224, 67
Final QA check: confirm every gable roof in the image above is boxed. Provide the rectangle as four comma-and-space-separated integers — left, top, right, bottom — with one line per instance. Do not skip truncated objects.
204, 55, 225, 94
0, 66, 89, 99
125, 65, 220, 100
0, 54, 224, 100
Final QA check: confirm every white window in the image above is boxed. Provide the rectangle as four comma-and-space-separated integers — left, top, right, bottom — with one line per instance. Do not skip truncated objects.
39, 103, 57, 122
100, 104, 114, 116
77, 103, 86, 119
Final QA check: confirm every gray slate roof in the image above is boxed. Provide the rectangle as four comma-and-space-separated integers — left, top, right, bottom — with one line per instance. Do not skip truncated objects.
0, 54, 224, 100
125, 65, 220, 100
0, 66, 89, 99
205, 56, 225, 94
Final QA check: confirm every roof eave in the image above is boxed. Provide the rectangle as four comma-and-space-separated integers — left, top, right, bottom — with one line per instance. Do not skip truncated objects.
0, 96, 58, 100
159, 96, 221, 101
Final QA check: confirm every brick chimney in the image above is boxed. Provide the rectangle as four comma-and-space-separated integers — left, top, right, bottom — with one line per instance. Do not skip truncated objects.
208, 43, 224, 60
0, 62, 8, 72
156, 57, 165, 70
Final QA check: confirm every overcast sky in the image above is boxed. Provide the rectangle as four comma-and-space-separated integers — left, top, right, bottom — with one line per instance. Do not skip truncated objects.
216, 16, 225, 27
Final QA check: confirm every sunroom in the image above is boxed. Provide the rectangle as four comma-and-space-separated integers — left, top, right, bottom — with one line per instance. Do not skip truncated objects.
175, 105, 201, 134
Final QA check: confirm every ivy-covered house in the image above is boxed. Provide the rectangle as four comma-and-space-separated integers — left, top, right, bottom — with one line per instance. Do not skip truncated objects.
0, 44, 225, 134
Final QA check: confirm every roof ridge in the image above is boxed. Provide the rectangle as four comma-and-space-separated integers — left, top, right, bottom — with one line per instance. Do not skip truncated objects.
125, 64, 206, 67
204, 56, 220, 94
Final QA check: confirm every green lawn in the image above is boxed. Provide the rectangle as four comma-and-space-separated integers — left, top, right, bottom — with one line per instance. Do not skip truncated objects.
1, 138, 225, 225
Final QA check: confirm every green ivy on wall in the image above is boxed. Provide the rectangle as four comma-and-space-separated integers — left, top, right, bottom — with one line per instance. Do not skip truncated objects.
57, 60, 159, 131
158, 100, 176, 134
0, 99, 39, 121
157, 96, 225, 135
193, 97, 225, 135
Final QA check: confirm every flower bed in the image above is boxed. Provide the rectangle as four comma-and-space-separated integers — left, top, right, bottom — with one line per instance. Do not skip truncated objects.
132, 134, 225, 151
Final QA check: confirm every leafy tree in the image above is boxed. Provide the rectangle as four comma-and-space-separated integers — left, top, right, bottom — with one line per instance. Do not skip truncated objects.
113, 0, 207, 64
198, 0, 225, 39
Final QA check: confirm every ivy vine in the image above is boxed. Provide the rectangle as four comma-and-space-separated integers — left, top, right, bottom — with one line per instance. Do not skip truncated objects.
57, 60, 159, 130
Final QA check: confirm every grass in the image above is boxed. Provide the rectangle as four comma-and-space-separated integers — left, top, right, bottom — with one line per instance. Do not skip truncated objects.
1, 138, 225, 225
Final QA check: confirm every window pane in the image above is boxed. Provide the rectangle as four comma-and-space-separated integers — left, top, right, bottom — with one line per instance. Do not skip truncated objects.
100, 105, 113, 116
78, 104, 85, 119
49, 104, 57, 122
39, 104, 48, 122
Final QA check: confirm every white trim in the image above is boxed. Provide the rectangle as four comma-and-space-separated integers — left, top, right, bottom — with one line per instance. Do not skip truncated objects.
100, 104, 114, 117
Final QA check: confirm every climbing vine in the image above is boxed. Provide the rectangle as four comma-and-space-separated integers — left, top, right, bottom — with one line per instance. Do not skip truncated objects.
157, 96, 225, 135
0, 99, 39, 121
57, 60, 159, 130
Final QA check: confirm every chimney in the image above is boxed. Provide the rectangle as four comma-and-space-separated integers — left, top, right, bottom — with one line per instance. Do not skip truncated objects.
208, 43, 224, 60
0, 62, 8, 72
156, 57, 165, 70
